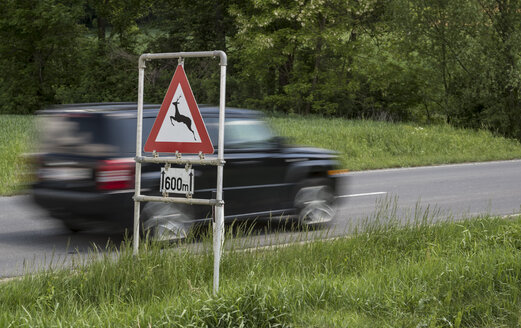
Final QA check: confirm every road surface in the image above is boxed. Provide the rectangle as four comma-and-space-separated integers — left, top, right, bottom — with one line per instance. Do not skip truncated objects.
1, 160, 520, 278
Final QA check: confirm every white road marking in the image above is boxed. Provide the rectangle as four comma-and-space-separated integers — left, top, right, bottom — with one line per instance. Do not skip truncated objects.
349, 159, 521, 175
337, 191, 387, 198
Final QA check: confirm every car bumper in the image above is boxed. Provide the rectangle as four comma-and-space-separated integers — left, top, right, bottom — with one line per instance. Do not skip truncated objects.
31, 188, 134, 226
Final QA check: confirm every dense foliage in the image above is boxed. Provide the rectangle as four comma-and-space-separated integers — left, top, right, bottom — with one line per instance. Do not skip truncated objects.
1, 0, 520, 140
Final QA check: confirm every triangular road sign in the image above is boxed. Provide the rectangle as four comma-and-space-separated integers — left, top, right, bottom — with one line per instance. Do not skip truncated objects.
144, 65, 214, 154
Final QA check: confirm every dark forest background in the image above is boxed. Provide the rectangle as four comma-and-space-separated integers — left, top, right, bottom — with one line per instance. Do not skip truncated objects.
1, 0, 520, 140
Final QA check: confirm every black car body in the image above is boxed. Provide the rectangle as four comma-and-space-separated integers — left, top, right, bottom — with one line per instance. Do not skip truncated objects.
31, 103, 340, 235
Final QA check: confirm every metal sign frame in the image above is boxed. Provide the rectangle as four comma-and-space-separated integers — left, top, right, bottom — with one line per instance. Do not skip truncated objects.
133, 51, 227, 295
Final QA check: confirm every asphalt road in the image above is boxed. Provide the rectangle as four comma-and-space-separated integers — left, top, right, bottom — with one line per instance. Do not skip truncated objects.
1, 159, 520, 278
336, 159, 521, 230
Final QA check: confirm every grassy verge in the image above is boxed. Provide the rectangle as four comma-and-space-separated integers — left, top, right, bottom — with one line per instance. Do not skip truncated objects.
269, 115, 521, 170
2, 114, 521, 194
1, 215, 521, 327
0, 115, 36, 195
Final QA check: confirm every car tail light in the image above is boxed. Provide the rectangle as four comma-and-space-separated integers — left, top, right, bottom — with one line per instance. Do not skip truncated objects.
96, 159, 135, 190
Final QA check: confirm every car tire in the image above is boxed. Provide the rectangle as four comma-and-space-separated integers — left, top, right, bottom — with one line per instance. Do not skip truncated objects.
294, 178, 336, 227
140, 202, 193, 242
49, 211, 85, 233
62, 219, 84, 233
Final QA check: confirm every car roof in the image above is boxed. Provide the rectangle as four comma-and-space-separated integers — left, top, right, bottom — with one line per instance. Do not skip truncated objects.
39, 102, 263, 119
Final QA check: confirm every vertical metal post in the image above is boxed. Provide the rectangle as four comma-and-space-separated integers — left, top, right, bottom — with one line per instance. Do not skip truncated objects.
133, 57, 146, 255
213, 55, 227, 295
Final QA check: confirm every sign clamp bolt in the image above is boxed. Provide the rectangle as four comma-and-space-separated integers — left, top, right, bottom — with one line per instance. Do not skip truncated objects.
153, 150, 158, 158
175, 151, 182, 159
199, 151, 205, 160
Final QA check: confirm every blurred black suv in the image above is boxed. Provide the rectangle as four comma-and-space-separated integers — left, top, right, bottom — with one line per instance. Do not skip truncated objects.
31, 103, 340, 238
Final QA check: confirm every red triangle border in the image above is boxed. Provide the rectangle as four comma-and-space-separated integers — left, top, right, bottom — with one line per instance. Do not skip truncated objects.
144, 65, 215, 154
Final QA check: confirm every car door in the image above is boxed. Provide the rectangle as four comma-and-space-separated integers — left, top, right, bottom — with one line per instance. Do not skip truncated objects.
221, 119, 289, 218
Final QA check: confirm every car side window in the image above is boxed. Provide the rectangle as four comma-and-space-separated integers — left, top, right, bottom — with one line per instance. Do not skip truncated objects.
204, 118, 277, 150
224, 120, 276, 149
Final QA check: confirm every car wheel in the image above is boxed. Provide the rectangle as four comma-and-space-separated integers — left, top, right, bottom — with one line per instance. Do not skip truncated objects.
62, 219, 85, 233
294, 178, 335, 226
49, 211, 85, 233
140, 202, 193, 242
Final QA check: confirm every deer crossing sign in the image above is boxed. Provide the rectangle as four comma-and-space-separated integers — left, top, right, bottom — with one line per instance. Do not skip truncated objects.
134, 51, 227, 296
144, 65, 214, 154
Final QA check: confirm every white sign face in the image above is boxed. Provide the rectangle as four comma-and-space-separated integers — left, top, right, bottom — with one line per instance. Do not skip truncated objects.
160, 166, 194, 195
155, 85, 202, 143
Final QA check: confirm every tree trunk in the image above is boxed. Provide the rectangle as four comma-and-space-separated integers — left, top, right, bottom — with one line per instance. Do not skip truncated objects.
97, 15, 106, 42
305, 15, 325, 115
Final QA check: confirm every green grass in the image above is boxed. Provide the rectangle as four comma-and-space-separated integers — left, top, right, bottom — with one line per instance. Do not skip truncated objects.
269, 115, 521, 170
0, 115, 36, 195
2, 114, 521, 325
2, 214, 521, 327
2, 114, 521, 194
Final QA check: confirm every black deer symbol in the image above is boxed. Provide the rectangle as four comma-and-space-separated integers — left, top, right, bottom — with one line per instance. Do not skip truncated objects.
170, 95, 196, 140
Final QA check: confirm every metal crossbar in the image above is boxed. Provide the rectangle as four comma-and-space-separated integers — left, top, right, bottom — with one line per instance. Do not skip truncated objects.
134, 155, 224, 166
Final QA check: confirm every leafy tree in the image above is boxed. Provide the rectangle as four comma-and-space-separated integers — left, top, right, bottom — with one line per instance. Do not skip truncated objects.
230, 0, 385, 115
466, 0, 521, 140
1, 0, 520, 142
86, 0, 155, 49
143, 0, 237, 105
385, 0, 521, 137
0, 0, 84, 113
56, 0, 156, 104
385, 0, 480, 121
